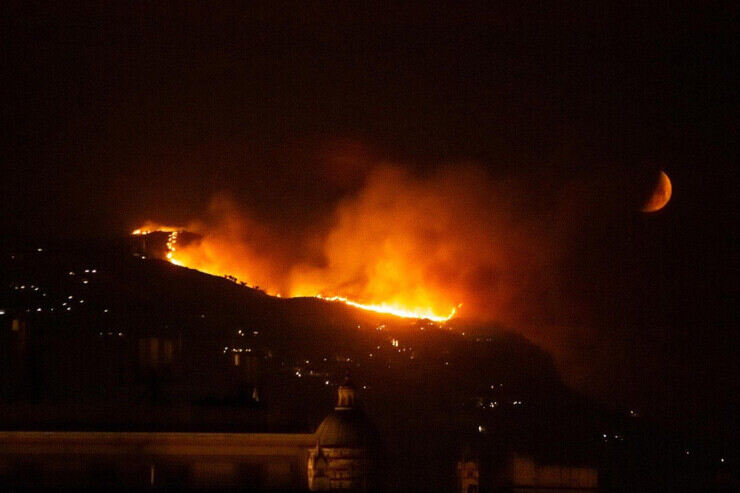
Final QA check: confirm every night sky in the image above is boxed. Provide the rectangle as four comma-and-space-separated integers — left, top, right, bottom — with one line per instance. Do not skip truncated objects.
2, 3, 736, 439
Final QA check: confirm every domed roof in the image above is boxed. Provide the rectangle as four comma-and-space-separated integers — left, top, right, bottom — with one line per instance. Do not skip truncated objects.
316, 408, 379, 447
316, 379, 379, 448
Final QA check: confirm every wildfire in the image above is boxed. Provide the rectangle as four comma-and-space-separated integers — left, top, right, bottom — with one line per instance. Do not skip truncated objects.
130, 224, 458, 322
132, 222, 181, 236
164, 231, 183, 266
315, 295, 457, 322
132, 226, 184, 266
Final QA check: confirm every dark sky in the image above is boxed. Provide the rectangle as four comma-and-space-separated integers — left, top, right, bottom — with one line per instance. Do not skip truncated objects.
1, 3, 736, 439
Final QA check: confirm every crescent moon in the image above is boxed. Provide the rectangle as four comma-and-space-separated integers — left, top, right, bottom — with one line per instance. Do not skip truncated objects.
642, 170, 672, 213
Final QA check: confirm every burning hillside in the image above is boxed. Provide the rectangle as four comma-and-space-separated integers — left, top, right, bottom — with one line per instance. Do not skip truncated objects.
129, 165, 569, 326
131, 225, 458, 322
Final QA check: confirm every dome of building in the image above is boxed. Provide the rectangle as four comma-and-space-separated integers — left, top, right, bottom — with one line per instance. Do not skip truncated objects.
315, 378, 379, 449
316, 408, 379, 448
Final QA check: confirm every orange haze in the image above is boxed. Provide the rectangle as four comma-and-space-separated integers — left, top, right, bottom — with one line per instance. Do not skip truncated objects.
132, 165, 570, 325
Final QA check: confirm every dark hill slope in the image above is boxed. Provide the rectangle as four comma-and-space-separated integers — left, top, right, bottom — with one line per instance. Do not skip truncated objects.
0, 237, 656, 489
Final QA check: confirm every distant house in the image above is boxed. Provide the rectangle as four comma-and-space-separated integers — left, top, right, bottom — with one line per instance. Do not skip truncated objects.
457, 446, 480, 492
504, 453, 598, 491
457, 449, 597, 492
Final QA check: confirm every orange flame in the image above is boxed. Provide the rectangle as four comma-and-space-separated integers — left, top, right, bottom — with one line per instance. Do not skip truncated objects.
132, 221, 181, 236
130, 219, 459, 322
314, 295, 458, 322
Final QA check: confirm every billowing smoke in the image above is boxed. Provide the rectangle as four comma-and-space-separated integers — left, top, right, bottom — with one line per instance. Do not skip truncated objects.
162, 163, 578, 324
137, 148, 653, 401
289, 164, 565, 324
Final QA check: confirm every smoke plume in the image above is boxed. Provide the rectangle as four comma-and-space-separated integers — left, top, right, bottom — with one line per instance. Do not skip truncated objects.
139, 148, 652, 401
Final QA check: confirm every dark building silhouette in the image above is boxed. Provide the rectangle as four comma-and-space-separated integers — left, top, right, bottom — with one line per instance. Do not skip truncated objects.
0, 382, 379, 489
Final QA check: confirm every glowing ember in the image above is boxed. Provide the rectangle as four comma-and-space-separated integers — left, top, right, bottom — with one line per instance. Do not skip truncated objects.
162, 231, 185, 266
131, 225, 458, 322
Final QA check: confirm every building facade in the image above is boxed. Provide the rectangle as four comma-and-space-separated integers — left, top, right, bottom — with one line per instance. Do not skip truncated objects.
308, 379, 379, 490
0, 381, 379, 490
